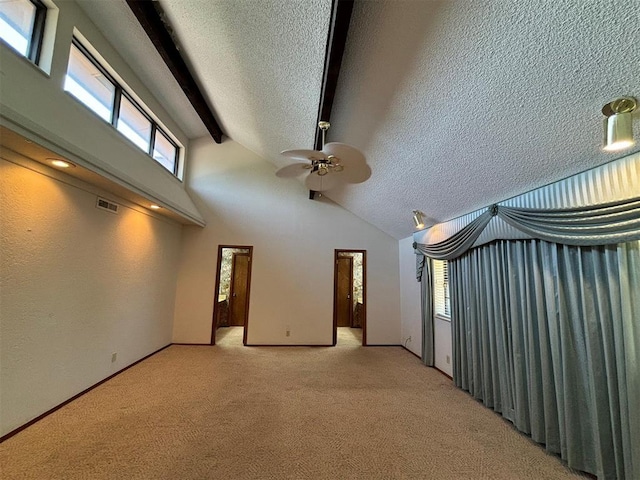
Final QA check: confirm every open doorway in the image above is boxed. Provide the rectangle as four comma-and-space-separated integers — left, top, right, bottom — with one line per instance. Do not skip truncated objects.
333, 249, 366, 346
211, 245, 253, 346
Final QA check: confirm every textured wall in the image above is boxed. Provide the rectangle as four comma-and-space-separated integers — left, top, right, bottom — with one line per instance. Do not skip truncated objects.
434, 318, 452, 376
0, 159, 182, 436
172, 138, 401, 345
398, 236, 421, 357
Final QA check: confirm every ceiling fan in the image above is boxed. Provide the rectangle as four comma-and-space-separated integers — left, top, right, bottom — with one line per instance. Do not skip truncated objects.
276, 121, 371, 193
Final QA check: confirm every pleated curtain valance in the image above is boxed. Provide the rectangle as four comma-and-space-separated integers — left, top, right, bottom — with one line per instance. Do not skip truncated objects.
414, 151, 640, 261
414, 196, 640, 260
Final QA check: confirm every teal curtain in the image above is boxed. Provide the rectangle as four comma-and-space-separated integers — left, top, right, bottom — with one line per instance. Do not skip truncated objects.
414, 209, 493, 260
450, 239, 640, 479
499, 197, 640, 246
415, 195, 640, 260
418, 255, 434, 367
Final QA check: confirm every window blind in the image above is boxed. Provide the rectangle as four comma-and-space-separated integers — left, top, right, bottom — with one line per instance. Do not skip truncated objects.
433, 259, 450, 318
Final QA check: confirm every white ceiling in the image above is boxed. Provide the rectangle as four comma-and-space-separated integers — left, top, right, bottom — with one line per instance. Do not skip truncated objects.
77, 0, 640, 239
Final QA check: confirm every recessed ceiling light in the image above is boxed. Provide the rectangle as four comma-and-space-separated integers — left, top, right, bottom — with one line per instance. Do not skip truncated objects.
49, 159, 75, 168
150, 204, 161, 210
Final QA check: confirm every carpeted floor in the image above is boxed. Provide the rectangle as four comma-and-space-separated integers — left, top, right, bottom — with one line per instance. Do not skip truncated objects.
1, 330, 589, 479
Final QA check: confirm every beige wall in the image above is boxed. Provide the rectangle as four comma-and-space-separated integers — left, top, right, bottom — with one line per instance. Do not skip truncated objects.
0, 157, 182, 436
399, 236, 421, 357
173, 138, 401, 345
434, 317, 453, 376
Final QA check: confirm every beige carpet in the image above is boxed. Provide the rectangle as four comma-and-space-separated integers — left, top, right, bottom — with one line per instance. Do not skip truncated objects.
337, 327, 363, 346
0, 335, 589, 479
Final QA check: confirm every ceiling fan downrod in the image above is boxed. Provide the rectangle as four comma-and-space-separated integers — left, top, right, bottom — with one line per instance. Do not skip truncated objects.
318, 121, 330, 149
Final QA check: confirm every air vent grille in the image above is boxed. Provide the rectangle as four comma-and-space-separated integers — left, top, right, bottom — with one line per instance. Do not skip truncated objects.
96, 197, 119, 214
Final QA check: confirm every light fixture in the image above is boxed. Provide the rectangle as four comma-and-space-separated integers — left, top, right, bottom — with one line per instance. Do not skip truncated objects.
150, 204, 161, 210
317, 164, 329, 176
602, 97, 636, 152
49, 159, 75, 168
412, 210, 425, 229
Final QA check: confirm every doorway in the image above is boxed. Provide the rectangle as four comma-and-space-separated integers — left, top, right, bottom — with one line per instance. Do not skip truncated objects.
211, 245, 253, 345
333, 249, 366, 346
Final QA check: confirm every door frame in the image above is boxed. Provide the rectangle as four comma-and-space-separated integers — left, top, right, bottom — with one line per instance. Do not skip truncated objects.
332, 249, 367, 346
210, 245, 254, 346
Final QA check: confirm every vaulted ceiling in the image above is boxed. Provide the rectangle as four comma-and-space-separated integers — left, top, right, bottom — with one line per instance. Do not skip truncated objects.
77, 0, 640, 239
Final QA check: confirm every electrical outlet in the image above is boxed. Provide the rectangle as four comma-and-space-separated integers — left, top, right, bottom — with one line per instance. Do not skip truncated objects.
446, 355, 451, 364
286, 326, 290, 337
111, 352, 117, 363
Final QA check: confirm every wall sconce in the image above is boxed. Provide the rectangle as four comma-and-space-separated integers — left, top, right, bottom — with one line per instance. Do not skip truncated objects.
602, 97, 636, 151
412, 210, 425, 229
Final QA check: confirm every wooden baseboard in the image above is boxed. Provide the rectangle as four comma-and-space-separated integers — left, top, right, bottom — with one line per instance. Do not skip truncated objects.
245, 344, 333, 347
401, 345, 422, 359
0, 344, 171, 444
172, 343, 212, 346
434, 366, 453, 380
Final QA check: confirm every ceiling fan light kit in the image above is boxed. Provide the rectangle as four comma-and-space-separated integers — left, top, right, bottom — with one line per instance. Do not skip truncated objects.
602, 97, 636, 152
277, 121, 371, 193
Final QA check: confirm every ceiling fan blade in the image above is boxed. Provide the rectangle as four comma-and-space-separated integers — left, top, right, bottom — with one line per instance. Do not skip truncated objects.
304, 171, 342, 191
341, 162, 372, 184
281, 148, 327, 162
276, 163, 311, 178
322, 142, 366, 165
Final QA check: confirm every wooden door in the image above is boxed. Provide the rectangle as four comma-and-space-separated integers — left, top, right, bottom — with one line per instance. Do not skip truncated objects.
336, 256, 353, 327
229, 253, 250, 326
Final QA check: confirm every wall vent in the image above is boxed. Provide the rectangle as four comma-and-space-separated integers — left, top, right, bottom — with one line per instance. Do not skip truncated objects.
96, 197, 120, 214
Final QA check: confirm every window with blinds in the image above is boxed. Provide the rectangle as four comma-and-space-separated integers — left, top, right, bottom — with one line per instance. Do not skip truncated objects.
433, 259, 451, 320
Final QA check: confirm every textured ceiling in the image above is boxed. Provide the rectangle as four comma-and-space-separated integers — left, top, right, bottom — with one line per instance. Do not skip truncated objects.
77, 0, 640, 239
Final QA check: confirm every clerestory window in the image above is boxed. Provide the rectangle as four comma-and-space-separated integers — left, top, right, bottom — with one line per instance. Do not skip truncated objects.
0, 0, 47, 63
64, 36, 180, 176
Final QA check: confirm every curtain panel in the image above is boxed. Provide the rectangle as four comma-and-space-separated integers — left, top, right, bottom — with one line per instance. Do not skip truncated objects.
414, 253, 435, 367
413, 153, 640, 479
419, 256, 434, 367
450, 239, 640, 480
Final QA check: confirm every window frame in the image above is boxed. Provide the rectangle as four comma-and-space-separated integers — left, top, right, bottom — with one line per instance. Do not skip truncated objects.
28, 0, 46, 63
116, 91, 154, 153
68, 38, 118, 123
0, 0, 47, 63
66, 36, 181, 176
433, 259, 451, 321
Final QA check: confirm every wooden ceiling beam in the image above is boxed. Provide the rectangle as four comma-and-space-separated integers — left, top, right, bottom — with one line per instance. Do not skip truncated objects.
310, 0, 354, 199
126, 0, 223, 144
314, 0, 354, 151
